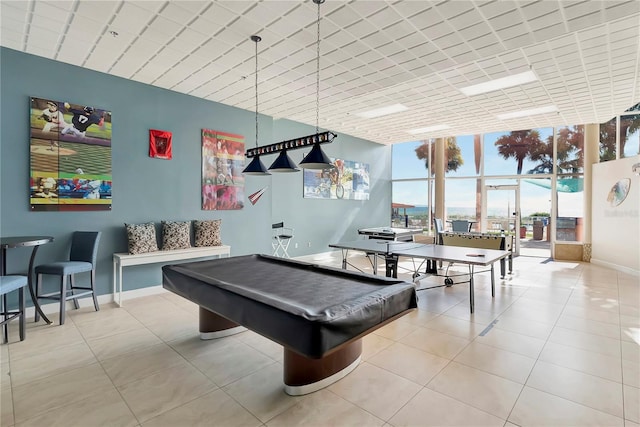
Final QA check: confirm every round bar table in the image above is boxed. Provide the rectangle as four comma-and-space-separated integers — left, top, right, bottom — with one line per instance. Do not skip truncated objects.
1, 236, 54, 324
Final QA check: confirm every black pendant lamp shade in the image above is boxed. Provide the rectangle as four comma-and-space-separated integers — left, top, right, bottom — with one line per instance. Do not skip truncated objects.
243, 155, 270, 175
268, 150, 300, 172
300, 143, 334, 170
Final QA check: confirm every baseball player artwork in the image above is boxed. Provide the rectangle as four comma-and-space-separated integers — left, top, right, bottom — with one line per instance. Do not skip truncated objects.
29, 97, 112, 211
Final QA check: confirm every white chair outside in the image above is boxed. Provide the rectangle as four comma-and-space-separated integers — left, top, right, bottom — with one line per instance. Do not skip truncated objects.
272, 222, 294, 258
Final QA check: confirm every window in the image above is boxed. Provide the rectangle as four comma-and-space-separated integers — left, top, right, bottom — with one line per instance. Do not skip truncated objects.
484, 128, 553, 176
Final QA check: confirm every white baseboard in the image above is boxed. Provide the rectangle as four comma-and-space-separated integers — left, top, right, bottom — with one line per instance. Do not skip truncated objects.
24, 285, 167, 319
590, 258, 639, 277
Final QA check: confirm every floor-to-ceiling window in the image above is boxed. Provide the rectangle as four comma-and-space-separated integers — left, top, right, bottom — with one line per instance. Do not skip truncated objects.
391, 140, 433, 230
391, 103, 638, 257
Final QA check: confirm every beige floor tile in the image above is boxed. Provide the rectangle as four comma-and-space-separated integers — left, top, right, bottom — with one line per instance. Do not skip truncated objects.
101, 343, 187, 387
625, 385, 640, 423
398, 309, 440, 327
140, 313, 199, 342
74, 308, 146, 340
0, 360, 10, 390
500, 303, 562, 325
86, 326, 163, 361
328, 362, 421, 421
267, 389, 385, 426
549, 327, 622, 358
623, 359, 640, 388
622, 341, 639, 362
373, 318, 419, 341
426, 361, 522, 419
626, 421, 640, 427
361, 333, 394, 361
142, 389, 261, 427
621, 314, 640, 329
440, 302, 499, 325
236, 330, 284, 361
556, 313, 621, 340
454, 341, 536, 384
562, 305, 621, 325
527, 360, 624, 417
493, 313, 554, 340
190, 340, 275, 386
423, 314, 489, 340
7, 323, 84, 361
539, 341, 622, 382
388, 388, 504, 427
9, 342, 97, 387
399, 327, 470, 359
167, 333, 240, 360
622, 325, 640, 344
475, 327, 546, 358
16, 387, 137, 427
1, 384, 14, 427
117, 361, 216, 423
12, 363, 113, 423
222, 362, 302, 423
67, 302, 127, 324
1, 341, 9, 362
521, 287, 573, 304
509, 386, 624, 426
368, 342, 449, 385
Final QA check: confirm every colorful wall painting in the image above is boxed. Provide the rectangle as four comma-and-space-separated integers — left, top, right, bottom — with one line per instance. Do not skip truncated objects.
29, 97, 112, 211
201, 129, 245, 210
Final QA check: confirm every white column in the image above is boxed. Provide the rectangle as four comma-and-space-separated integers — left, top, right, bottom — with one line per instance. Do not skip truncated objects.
435, 138, 445, 221
582, 123, 599, 261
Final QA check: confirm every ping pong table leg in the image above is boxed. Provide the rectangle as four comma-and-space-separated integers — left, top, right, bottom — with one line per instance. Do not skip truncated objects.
469, 265, 474, 313
500, 258, 506, 279
491, 263, 495, 297
341, 249, 348, 270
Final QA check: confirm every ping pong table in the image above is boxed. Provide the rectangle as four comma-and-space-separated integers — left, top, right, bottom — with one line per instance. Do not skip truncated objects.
328, 240, 511, 313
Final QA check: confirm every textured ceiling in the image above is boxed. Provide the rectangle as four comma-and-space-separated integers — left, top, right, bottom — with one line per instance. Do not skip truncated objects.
2, 0, 639, 145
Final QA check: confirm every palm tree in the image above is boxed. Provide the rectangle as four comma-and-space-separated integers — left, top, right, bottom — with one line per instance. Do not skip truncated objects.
494, 130, 544, 174
414, 137, 463, 175
528, 126, 583, 175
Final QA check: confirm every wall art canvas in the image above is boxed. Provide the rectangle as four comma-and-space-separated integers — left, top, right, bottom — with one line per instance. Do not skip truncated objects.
149, 129, 172, 159
29, 97, 112, 211
201, 129, 245, 210
303, 158, 370, 200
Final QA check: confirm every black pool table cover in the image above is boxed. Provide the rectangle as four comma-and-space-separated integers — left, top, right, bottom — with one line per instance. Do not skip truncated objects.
162, 254, 417, 358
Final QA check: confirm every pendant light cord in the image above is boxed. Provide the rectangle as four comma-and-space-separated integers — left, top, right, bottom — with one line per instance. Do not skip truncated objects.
250, 35, 261, 150
315, 0, 321, 134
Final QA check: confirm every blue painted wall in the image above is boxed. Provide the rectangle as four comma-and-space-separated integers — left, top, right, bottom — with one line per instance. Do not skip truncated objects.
0, 47, 391, 299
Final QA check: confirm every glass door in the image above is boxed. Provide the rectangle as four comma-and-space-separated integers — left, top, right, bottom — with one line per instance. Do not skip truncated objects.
482, 182, 520, 256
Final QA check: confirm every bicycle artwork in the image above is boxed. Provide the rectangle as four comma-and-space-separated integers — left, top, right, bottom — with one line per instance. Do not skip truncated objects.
303, 158, 370, 200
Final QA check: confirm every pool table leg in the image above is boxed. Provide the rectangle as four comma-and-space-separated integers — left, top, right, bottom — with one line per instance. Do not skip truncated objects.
283, 339, 362, 396
199, 307, 246, 339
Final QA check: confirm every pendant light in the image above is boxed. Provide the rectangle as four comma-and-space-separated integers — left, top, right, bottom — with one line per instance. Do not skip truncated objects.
300, 0, 334, 170
242, 35, 271, 175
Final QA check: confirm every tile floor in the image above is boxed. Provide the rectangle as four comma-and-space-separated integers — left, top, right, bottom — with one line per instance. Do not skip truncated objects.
1, 252, 638, 426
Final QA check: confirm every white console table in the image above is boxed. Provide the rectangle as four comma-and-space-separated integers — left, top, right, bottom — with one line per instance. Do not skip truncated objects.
113, 245, 231, 306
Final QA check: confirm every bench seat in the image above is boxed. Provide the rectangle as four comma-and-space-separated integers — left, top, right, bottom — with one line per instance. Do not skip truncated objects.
113, 245, 230, 306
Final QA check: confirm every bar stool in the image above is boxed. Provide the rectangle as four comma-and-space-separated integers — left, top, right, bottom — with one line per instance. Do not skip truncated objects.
34, 231, 101, 325
0, 275, 28, 342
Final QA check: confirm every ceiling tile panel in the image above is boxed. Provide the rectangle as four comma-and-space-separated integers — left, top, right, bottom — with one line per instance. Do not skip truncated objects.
2, 0, 638, 144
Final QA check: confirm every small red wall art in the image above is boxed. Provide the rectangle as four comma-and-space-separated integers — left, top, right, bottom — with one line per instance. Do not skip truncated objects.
149, 129, 172, 159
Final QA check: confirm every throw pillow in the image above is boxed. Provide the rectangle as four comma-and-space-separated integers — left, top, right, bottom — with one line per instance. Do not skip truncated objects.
161, 220, 192, 250
194, 219, 221, 247
125, 222, 159, 254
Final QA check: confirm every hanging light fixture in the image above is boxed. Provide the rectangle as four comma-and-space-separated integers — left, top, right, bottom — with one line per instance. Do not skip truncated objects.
300, 0, 334, 170
242, 0, 336, 174
242, 35, 271, 176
